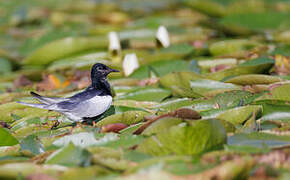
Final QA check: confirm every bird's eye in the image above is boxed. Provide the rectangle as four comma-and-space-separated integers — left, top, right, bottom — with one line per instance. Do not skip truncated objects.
97, 66, 103, 71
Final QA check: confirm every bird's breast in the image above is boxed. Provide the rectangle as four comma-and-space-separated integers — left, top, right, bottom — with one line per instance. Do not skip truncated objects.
82, 95, 112, 118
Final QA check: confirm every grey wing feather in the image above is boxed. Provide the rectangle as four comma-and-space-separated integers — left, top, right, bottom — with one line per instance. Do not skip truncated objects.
30, 92, 69, 104
16, 101, 71, 112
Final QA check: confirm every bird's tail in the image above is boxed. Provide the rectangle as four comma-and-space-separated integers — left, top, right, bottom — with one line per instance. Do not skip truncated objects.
30, 91, 51, 104
16, 101, 48, 109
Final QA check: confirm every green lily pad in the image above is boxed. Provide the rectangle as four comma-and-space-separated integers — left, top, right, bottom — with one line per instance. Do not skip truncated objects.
159, 72, 205, 98
209, 39, 261, 57
152, 98, 195, 111
130, 60, 192, 79
48, 52, 109, 71
206, 57, 274, 81
0, 163, 67, 179
96, 111, 149, 127
116, 87, 171, 102
137, 118, 226, 155
24, 37, 108, 66
0, 58, 12, 74
225, 74, 283, 85
228, 132, 290, 149
20, 135, 44, 156
216, 105, 262, 125
189, 79, 241, 96
45, 142, 91, 167
0, 128, 18, 146
254, 100, 290, 123
220, 12, 290, 32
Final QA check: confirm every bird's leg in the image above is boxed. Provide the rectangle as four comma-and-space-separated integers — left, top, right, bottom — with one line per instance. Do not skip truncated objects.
93, 120, 96, 127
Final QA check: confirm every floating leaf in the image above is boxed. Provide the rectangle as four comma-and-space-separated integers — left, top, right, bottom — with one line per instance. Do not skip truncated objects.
48, 52, 108, 71
209, 39, 261, 57
228, 132, 290, 149
46, 142, 91, 167
96, 111, 149, 127
116, 87, 171, 102
225, 74, 283, 85
0, 128, 18, 146
138, 118, 226, 155
189, 79, 241, 96
53, 132, 98, 148
220, 12, 290, 32
216, 105, 262, 125
153, 98, 195, 111
24, 37, 108, 66
130, 60, 192, 79
206, 57, 274, 81
20, 135, 45, 156
0, 58, 12, 74
0, 163, 67, 179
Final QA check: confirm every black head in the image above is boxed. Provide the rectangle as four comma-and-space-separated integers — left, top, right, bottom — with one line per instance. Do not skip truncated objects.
91, 63, 119, 79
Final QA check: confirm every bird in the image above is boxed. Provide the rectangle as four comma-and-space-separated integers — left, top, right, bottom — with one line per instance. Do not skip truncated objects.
17, 63, 119, 123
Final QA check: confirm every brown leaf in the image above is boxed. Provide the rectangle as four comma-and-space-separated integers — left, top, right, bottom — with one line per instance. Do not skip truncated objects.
101, 123, 128, 133
37, 74, 70, 91
134, 108, 201, 134
14, 75, 33, 88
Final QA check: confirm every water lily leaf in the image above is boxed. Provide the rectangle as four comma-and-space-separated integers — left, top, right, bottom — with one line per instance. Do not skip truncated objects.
127, 156, 191, 174
255, 101, 290, 123
228, 132, 290, 149
152, 98, 195, 111
186, 0, 226, 17
220, 12, 290, 32
116, 87, 171, 102
123, 151, 152, 163
52, 132, 98, 148
206, 57, 274, 81
225, 74, 283, 85
119, 123, 144, 135
20, 135, 45, 156
11, 116, 43, 131
20, 29, 77, 56
24, 37, 108, 66
267, 83, 290, 101
198, 58, 237, 70
141, 117, 183, 136
0, 58, 12, 74
96, 111, 149, 127
0, 163, 67, 179
59, 166, 110, 180
159, 72, 204, 97
100, 134, 144, 149
130, 60, 192, 79
209, 39, 261, 57
113, 100, 157, 109
189, 79, 241, 96
48, 52, 109, 71
46, 142, 91, 167
224, 144, 270, 154
137, 118, 226, 155
0, 128, 18, 146
192, 90, 262, 111
216, 105, 262, 125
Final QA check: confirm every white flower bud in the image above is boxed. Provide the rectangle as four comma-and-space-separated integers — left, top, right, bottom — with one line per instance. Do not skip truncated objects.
156, 25, 170, 48
122, 53, 139, 76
